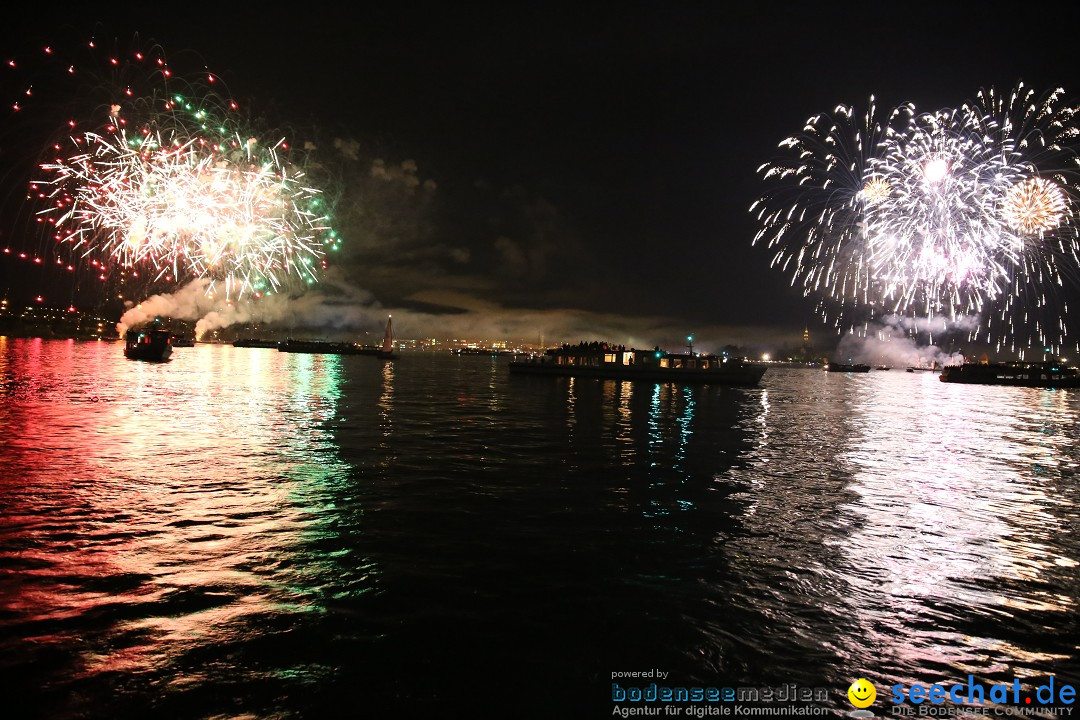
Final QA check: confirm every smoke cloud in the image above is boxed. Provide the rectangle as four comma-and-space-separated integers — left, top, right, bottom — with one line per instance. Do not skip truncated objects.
117, 273, 380, 339
114, 273, 787, 353
834, 314, 974, 368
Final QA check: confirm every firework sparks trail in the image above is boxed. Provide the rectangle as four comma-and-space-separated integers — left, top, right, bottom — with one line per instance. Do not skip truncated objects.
3, 36, 341, 306
863, 108, 1027, 319
753, 84, 1080, 354
39, 126, 330, 298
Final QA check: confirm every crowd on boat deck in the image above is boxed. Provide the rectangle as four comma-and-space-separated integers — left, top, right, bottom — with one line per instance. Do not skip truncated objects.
558, 341, 626, 352
557, 341, 668, 353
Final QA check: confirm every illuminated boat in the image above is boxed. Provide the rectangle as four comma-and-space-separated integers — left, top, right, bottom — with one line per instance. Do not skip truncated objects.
508, 342, 766, 386
823, 361, 870, 373
939, 362, 1080, 388
124, 329, 173, 362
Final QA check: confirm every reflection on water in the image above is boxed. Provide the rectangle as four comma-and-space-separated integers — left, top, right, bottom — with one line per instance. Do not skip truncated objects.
0, 340, 372, 716
0, 343, 1078, 717
838, 375, 1079, 683
717, 370, 1080, 691
377, 360, 395, 470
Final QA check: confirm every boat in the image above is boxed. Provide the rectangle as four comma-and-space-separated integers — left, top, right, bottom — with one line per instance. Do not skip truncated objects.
906, 364, 938, 373
939, 362, 1080, 388
376, 316, 397, 359
171, 335, 195, 347
279, 339, 378, 355
823, 361, 871, 373
455, 348, 514, 356
233, 338, 281, 348
453, 347, 514, 356
124, 328, 173, 362
508, 341, 766, 386
278, 316, 397, 358
875, 366, 891, 371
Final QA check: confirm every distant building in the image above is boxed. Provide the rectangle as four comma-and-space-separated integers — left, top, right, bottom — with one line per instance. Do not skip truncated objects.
791, 326, 817, 363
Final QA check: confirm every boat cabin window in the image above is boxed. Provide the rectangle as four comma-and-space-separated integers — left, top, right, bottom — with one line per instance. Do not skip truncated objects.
622, 352, 634, 365
660, 358, 669, 368
604, 353, 616, 363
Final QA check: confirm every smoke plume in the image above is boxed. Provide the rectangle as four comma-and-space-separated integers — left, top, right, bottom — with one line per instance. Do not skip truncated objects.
117, 273, 380, 339
834, 314, 974, 368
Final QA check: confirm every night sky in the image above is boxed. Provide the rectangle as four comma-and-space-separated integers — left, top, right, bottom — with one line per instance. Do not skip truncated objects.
3, 2, 1080, 349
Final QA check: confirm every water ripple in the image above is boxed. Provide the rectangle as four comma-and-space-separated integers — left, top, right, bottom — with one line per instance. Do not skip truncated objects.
1, 342, 1078, 716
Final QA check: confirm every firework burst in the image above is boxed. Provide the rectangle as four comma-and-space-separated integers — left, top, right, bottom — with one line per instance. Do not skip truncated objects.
39, 123, 332, 298
753, 84, 1080, 353
750, 97, 915, 323
863, 108, 1027, 320
2, 34, 340, 306
1002, 177, 1067, 235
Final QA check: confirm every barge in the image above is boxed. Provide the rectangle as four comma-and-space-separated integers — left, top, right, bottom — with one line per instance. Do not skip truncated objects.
508, 342, 765, 386
939, 362, 1080, 388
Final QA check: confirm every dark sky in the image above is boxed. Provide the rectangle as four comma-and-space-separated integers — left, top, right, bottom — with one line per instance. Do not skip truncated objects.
3, 2, 1080, 347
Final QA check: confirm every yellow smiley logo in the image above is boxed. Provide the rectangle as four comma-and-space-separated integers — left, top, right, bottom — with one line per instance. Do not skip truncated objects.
847, 678, 876, 708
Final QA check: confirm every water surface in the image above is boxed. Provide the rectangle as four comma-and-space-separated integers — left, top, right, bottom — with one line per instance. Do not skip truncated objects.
1, 339, 1077, 717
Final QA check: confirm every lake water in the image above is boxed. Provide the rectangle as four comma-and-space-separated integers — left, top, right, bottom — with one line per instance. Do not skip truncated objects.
1, 338, 1078, 717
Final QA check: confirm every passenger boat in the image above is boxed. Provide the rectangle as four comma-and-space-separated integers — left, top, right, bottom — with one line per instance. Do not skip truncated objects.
823, 361, 870, 373
124, 328, 173, 362
939, 362, 1080, 388
508, 341, 765, 386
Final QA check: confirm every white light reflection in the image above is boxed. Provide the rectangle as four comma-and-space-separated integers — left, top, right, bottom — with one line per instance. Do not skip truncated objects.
613, 380, 635, 466
379, 359, 395, 455
835, 373, 1079, 679
712, 370, 1080, 689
